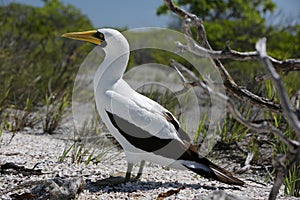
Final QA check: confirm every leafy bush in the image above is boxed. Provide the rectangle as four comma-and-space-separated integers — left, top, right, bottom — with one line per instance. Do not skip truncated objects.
0, 0, 93, 132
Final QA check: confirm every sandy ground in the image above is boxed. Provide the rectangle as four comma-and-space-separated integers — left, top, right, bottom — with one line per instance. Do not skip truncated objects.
0, 130, 299, 200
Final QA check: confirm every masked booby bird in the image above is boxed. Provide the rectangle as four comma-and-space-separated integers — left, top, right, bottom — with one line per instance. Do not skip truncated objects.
62, 28, 244, 186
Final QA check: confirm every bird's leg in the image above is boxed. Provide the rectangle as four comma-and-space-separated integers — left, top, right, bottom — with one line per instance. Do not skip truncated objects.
125, 163, 133, 181
136, 160, 145, 179
98, 163, 134, 186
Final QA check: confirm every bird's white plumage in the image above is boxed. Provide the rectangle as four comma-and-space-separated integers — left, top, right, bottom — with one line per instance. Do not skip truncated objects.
62, 28, 244, 186
102, 86, 187, 166
92, 29, 188, 167
105, 85, 181, 141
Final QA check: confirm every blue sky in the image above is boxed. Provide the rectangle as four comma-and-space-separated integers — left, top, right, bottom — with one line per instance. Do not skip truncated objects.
8, 0, 300, 28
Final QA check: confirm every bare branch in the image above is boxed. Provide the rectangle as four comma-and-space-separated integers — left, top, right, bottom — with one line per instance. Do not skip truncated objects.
172, 49, 300, 200
172, 60, 299, 150
164, 0, 210, 49
165, 0, 300, 73
227, 100, 299, 150
164, 1, 300, 199
173, 57, 300, 134
164, 0, 197, 20
256, 38, 300, 140
165, 0, 282, 113
235, 152, 254, 174
170, 59, 219, 97
176, 41, 300, 72
183, 18, 282, 112
254, 38, 300, 199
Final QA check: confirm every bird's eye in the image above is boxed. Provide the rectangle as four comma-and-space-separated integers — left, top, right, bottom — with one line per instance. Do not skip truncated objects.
94, 31, 105, 41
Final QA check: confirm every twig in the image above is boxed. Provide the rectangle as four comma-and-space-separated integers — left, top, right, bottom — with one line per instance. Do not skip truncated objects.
170, 59, 202, 96
170, 59, 225, 99
163, 0, 198, 21
171, 62, 192, 96
157, 186, 186, 200
235, 152, 254, 174
227, 100, 299, 150
176, 41, 300, 72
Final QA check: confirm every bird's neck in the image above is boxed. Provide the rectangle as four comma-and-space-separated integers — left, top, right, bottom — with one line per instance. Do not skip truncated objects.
94, 37, 130, 92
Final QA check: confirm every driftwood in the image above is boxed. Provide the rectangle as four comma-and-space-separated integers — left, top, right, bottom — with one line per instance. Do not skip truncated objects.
164, 0, 300, 199
0, 162, 42, 176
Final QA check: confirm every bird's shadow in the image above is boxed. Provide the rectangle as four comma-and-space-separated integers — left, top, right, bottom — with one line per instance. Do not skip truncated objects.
86, 176, 243, 193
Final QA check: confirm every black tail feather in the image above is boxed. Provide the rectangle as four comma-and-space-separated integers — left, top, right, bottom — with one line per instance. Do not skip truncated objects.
183, 160, 245, 186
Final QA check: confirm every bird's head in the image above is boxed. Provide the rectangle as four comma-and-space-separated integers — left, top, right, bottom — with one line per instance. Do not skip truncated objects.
62, 29, 105, 45
62, 28, 125, 48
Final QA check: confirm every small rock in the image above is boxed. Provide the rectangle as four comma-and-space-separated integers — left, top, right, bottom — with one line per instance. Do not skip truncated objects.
207, 191, 242, 200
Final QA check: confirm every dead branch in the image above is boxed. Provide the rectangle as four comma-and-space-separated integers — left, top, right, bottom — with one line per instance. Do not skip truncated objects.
172, 56, 300, 200
256, 38, 300, 139
171, 59, 299, 151
165, 0, 282, 113
164, 1, 300, 199
157, 186, 186, 200
176, 41, 300, 73
164, 0, 300, 73
0, 162, 42, 176
235, 152, 254, 174
255, 38, 300, 200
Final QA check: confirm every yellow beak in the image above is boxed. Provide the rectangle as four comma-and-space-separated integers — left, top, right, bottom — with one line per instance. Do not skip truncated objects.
62, 30, 102, 45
